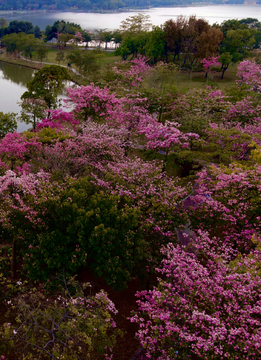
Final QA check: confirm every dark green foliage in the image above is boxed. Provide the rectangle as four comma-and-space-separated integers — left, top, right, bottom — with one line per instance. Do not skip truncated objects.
67, 49, 101, 73
25, 65, 71, 109
0, 20, 39, 38
1, 278, 120, 359
0, 112, 17, 138
18, 178, 145, 290
44, 20, 82, 42
0, 246, 12, 277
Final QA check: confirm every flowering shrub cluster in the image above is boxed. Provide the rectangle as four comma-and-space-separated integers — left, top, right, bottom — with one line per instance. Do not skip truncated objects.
1, 56, 261, 358
131, 235, 261, 359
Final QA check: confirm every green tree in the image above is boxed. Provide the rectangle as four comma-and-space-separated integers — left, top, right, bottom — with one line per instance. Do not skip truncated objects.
0, 17, 8, 29
1, 32, 37, 58
119, 13, 152, 36
56, 49, 66, 65
25, 65, 71, 109
15, 177, 144, 290
219, 28, 255, 79
8, 20, 34, 34
45, 20, 82, 42
1, 32, 25, 57
116, 14, 151, 59
219, 51, 233, 79
19, 95, 48, 130
116, 31, 150, 59
0, 112, 17, 138
219, 19, 249, 36
57, 32, 74, 48
67, 49, 100, 73
145, 25, 166, 64
44, 24, 52, 42
33, 24, 41, 38
221, 28, 255, 63
100, 29, 114, 50
23, 33, 36, 59
35, 40, 48, 62
112, 29, 122, 49
2, 279, 120, 359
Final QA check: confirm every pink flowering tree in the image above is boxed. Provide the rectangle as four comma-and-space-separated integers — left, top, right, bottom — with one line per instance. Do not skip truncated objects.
65, 83, 155, 154
186, 164, 261, 256
131, 236, 261, 359
74, 31, 84, 46
109, 55, 151, 90
65, 83, 121, 122
0, 132, 42, 173
37, 123, 127, 178
36, 109, 80, 131
140, 120, 199, 154
171, 87, 230, 135
0, 170, 51, 278
201, 56, 220, 78
139, 120, 199, 169
237, 60, 261, 92
225, 97, 261, 125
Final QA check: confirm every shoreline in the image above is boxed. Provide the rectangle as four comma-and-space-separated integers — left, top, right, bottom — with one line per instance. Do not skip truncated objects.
0, 3, 246, 16
0, 57, 41, 70
0, 56, 81, 86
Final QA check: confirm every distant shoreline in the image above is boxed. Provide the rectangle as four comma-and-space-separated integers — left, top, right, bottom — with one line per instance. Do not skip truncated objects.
0, 4, 240, 16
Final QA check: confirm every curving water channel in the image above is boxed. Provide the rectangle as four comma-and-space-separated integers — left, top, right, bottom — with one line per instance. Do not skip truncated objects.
0, 61, 35, 132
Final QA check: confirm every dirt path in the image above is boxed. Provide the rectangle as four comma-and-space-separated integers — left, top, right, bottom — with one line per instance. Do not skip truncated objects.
19, 54, 81, 76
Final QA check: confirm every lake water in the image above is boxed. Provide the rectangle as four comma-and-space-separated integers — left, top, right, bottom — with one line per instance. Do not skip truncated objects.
0, 62, 35, 132
1, 4, 261, 30
0, 62, 71, 132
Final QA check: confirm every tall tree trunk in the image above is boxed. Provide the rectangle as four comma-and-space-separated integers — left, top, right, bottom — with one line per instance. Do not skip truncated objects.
221, 65, 228, 79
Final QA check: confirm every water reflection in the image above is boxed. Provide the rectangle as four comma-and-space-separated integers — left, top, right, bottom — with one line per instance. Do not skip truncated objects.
0, 61, 35, 132
0, 61, 73, 132
0, 61, 35, 87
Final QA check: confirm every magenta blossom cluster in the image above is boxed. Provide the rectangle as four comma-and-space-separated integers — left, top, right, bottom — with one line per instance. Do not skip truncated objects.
131, 234, 261, 360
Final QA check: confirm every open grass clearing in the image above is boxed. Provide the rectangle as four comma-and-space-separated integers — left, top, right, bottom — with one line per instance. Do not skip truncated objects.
0, 47, 239, 91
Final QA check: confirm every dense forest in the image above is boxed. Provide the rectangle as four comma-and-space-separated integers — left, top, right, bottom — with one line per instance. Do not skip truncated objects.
0, 13, 261, 360
0, 0, 251, 12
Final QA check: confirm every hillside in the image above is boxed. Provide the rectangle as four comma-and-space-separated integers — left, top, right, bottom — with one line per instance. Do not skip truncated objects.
0, 0, 246, 12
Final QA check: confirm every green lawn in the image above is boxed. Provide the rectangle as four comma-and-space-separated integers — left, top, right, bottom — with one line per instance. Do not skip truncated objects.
0, 45, 238, 90
32, 47, 121, 69
174, 64, 238, 91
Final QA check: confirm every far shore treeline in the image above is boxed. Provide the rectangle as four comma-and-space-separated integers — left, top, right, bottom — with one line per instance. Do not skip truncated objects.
0, 0, 251, 12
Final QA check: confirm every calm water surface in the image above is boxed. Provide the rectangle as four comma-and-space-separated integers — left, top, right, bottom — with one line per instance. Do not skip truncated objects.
0, 62, 71, 132
0, 62, 35, 132
1, 4, 261, 30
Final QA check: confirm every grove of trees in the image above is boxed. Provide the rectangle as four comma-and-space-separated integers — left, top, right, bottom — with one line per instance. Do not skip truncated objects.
2, 15, 261, 80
